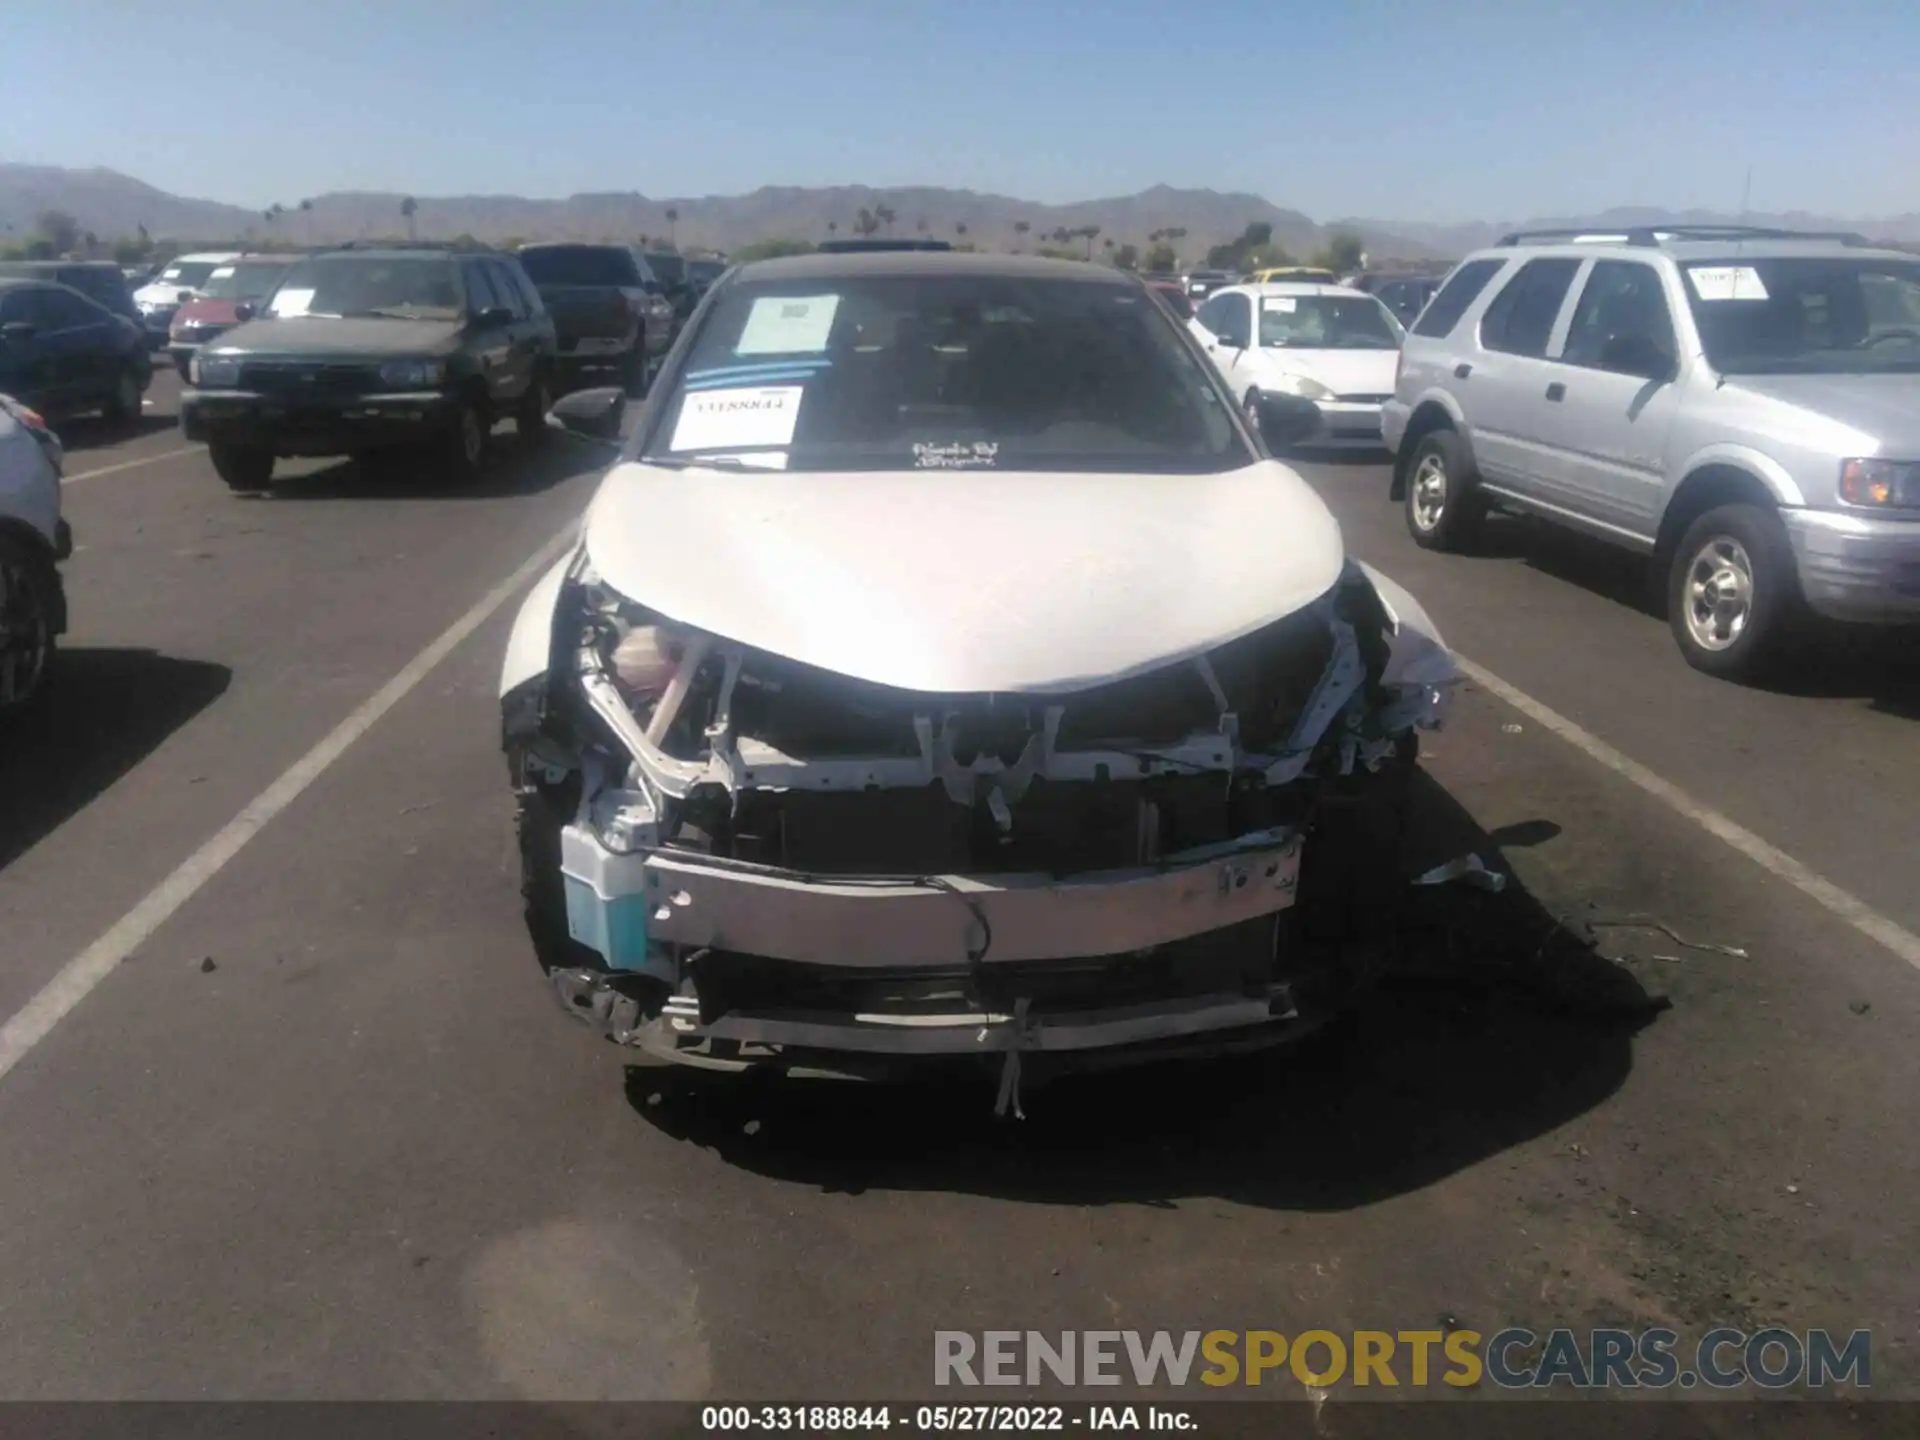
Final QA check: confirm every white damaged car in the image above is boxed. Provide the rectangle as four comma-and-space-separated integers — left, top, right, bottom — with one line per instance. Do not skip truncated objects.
500, 251, 1459, 1106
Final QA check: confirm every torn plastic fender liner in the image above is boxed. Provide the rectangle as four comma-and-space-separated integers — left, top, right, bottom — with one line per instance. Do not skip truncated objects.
560, 823, 1302, 971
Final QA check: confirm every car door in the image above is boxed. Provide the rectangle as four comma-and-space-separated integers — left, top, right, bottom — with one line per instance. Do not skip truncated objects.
41, 287, 120, 402
462, 259, 516, 406
1191, 291, 1255, 393
0, 289, 61, 407
1463, 256, 1582, 496
1537, 258, 1685, 538
486, 258, 539, 401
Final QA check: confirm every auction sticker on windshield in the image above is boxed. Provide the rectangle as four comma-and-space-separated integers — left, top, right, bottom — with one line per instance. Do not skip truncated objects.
668, 385, 803, 451
1687, 266, 1770, 301
736, 294, 840, 355
1263, 297, 1298, 312
272, 288, 315, 317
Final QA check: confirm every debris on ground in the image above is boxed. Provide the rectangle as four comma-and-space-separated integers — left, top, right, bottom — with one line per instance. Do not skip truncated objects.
198, 956, 217, 973
1501, 723, 1524, 734
1412, 853, 1508, 893
1850, 1000, 1872, 1016
1586, 915, 1748, 957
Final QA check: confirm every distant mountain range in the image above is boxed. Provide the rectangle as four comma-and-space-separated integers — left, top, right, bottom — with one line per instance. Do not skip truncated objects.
5, 164, 1920, 261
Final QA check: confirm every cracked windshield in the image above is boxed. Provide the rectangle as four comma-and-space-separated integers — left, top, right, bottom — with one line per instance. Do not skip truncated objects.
0, 1, 1912, 1436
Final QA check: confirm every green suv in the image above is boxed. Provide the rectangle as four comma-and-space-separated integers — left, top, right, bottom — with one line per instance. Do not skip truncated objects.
180, 243, 558, 493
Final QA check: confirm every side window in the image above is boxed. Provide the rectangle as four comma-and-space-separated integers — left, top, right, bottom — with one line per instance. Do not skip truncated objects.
0, 289, 42, 325
501, 261, 545, 316
1412, 258, 1505, 338
1218, 293, 1252, 343
1194, 295, 1228, 334
1479, 258, 1580, 358
41, 288, 104, 330
486, 260, 527, 319
463, 261, 501, 315
631, 251, 659, 290
1562, 261, 1676, 371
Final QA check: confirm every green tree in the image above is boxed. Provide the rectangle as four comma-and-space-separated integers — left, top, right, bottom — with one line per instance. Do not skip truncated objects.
1079, 225, 1101, 259
955, 220, 968, 239
1144, 242, 1176, 272
732, 236, 816, 263
827, 220, 839, 239
664, 207, 679, 246
299, 198, 314, 243
35, 209, 80, 255
1113, 242, 1138, 271
876, 205, 897, 236
1013, 220, 1031, 249
1321, 230, 1365, 274
854, 207, 881, 238
400, 196, 418, 240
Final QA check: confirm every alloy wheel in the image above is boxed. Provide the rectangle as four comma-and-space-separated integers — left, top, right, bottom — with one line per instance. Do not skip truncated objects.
1411, 452, 1448, 532
1682, 536, 1756, 651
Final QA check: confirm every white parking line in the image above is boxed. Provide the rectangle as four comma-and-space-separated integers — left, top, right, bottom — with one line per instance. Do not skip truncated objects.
0, 522, 578, 1087
1456, 656, 1920, 972
62, 445, 206, 485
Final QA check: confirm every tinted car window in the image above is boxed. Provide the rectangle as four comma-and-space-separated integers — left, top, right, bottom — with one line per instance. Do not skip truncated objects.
1412, 257, 1506, 338
201, 261, 291, 300
647, 252, 688, 287
158, 261, 221, 289
502, 260, 547, 316
41, 287, 106, 330
0, 287, 46, 325
486, 261, 529, 318
464, 261, 503, 314
1193, 295, 1230, 333
1563, 261, 1676, 370
1479, 258, 1579, 357
516, 246, 643, 287
644, 274, 1245, 474
1214, 293, 1252, 342
1257, 293, 1401, 350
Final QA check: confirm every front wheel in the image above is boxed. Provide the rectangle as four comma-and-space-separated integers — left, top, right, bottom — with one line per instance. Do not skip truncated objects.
516, 373, 553, 445
1666, 503, 1800, 680
102, 365, 143, 427
441, 397, 489, 484
0, 532, 58, 718
1403, 429, 1486, 552
210, 443, 274, 493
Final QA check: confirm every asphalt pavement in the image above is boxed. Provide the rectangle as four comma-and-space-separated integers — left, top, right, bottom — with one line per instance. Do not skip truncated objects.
0, 390, 1916, 1425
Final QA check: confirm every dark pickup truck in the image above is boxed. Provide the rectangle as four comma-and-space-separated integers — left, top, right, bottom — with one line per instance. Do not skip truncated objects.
515, 244, 672, 396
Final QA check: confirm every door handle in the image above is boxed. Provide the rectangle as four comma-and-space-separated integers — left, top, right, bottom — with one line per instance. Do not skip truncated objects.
1545, 382, 1566, 402
1454, 362, 1472, 379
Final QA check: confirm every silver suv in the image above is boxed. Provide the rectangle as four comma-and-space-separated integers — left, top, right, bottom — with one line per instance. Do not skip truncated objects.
1382, 226, 1920, 679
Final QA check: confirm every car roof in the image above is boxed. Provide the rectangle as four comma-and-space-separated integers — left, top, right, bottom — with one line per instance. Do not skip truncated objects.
1474, 231, 1912, 266
1225, 281, 1369, 298
517, 240, 629, 250
734, 250, 1137, 285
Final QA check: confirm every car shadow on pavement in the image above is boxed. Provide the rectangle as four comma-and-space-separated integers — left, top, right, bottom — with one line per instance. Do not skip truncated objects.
52, 414, 178, 452
1748, 625, 1920, 720
0, 649, 231, 874
255, 434, 611, 503
623, 768, 1666, 1209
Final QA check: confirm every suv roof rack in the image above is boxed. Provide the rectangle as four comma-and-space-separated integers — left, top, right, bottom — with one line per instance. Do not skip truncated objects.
329, 239, 501, 254
1495, 224, 1871, 249
815, 238, 954, 253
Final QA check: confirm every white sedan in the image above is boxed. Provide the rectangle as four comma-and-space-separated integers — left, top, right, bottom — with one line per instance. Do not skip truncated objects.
1188, 282, 1405, 449
500, 253, 1457, 1107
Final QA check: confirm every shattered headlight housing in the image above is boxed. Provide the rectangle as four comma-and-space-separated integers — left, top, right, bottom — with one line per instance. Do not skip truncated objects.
192, 354, 240, 388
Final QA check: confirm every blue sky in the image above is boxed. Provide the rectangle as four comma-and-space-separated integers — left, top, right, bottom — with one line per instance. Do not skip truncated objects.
2, 0, 1911, 221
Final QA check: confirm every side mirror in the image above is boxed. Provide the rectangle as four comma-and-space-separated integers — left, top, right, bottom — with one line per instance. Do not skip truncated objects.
233, 301, 256, 322
1600, 333, 1676, 382
1217, 330, 1249, 351
477, 305, 514, 328
1, 322, 35, 345
546, 386, 626, 442
176, 289, 194, 304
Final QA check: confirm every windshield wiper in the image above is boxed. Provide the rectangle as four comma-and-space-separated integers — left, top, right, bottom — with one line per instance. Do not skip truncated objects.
641, 454, 765, 471
341, 307, 448, 320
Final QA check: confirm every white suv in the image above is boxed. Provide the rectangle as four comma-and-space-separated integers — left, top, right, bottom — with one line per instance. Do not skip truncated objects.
1383, 226, 1920, 679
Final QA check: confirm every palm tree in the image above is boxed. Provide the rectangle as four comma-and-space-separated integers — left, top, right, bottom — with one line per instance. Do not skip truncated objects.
828, 220, 839, 238
1013, 220, 1030, 251
854, 207, 881, 238
1080, 225, 1101, 259
664, 207, 679, 248
299, 198, 314, 243
955, 221, 968, 237
916, 216, 928, 234
400, 196, 418, 241
876, 205, 897, 236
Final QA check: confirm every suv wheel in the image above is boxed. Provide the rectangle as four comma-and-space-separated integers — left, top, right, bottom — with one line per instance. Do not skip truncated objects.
516, 373, 553, 445
443, 397, 489, 483
210, 443, 274, 493
103, 365, 143, 426
0, 532, 57, 718
1404, 430, 1485, 551
1667, 503, 1799, 680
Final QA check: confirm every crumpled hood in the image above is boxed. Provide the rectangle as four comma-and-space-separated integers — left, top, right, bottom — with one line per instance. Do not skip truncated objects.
206, 315, 465, 357
581, 460, 1346, 693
